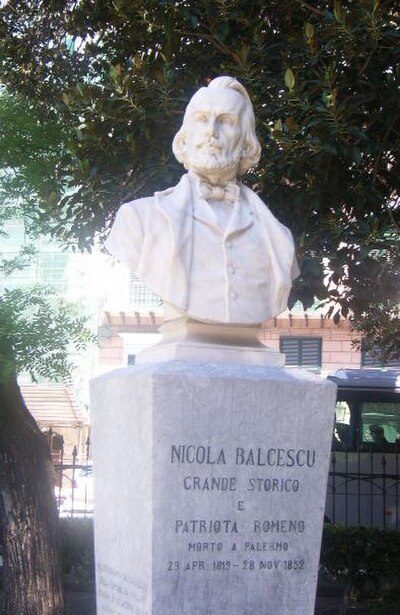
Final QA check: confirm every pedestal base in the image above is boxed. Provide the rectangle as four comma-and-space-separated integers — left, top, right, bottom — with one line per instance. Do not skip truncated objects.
137, 317, 285, 366
91, 362, 336, 615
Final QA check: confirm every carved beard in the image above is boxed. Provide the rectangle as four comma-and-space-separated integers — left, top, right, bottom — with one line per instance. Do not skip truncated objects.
186, 143, 242, 177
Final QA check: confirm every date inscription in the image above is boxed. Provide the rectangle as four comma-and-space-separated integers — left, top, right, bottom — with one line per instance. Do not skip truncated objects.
167, 559, 305, 573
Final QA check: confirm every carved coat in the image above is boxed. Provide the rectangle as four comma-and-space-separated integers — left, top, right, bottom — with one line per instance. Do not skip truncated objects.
105, 174, 299, 324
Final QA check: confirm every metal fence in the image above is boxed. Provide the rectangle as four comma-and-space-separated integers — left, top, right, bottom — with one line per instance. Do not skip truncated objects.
53, 437, 93, 518
53, 445, 400, 527
325, 451, 400, 528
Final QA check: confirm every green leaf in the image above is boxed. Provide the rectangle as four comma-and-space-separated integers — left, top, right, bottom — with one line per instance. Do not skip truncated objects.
333, 0, 344, 23
78, 158, 90, 176
373, 0, 380, 17
218, 22, 230, 43
76, 82, 85, 97
62, 92, 71, 107
284, 68, 295, 92
305, 22, 314, 40
190, 15, 199, 29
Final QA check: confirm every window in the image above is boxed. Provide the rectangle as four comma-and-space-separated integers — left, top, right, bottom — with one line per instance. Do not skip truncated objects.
38, 251, 68, 293
129, 274, 161, 309
332, 401, 352, 451
280, 336, 322, 369
0, 220, 69, 292
43, 429, 64, 464
361, 343, 400, 368
361, 402, 400, 451
127, 354, 136, 366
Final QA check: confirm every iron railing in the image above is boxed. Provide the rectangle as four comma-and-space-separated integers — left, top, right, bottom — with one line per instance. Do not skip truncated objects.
325, 451, 400, 528
53, 442, 400, 526
52, 435, 92, 518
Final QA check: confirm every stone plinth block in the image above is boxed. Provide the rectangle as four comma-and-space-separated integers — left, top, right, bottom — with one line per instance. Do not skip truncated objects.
91, 362, 336, 615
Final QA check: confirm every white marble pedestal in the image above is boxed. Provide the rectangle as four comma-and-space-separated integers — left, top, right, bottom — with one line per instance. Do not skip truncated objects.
91, 361, 336, 615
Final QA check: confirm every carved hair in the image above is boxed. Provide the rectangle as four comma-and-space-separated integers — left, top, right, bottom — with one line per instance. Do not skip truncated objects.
172, 76, 261, 175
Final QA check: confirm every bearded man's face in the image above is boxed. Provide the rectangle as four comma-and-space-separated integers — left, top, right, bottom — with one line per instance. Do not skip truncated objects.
183, 88, 246, 180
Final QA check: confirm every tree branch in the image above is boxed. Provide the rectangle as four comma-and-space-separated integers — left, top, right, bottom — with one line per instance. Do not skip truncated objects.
373, 105, 400, 181
181, 30, 242, 64
295, 0, 325, 17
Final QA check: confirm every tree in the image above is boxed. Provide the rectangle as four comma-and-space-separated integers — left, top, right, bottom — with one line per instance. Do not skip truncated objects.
0, 88, 64, 237
0, 91, 93, 615
0, 1, 398, 352
0, 2, 398, 608
0, 0, 398, 351
0, 284, 93, 615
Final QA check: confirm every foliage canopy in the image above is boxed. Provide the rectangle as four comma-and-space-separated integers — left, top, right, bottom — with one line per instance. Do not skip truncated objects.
0, 0, 399, 354
0, 75, 92, 615
0, 285, 93, 383
0, 90, 94, 383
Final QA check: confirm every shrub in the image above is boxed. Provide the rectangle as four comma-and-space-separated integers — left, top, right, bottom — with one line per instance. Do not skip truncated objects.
321, 524, 400, 607
59, 518, 95, 585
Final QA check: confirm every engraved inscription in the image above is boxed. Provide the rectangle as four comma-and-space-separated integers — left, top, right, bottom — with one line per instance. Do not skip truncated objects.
170, 445, 316, 468
165, 441, 318, 576
97, 563, 147, 615
175, 520, 238, 534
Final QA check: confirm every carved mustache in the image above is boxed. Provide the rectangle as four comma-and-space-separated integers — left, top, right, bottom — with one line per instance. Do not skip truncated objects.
196, 139, 223, 151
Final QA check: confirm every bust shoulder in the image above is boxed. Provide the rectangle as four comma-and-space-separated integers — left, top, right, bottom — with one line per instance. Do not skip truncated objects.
112, 195, 156, 229
154, 185, 175, 198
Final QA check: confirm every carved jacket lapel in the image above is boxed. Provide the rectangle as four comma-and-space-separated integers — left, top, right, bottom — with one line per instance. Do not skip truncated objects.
224, 185, 254, 237
155, 174, 194, 310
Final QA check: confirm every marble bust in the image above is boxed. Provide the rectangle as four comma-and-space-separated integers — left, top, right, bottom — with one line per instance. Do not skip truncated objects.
105, 76, 299, 327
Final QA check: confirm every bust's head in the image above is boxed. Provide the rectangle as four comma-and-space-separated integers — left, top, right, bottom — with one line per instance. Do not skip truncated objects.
173, 77, 261, 182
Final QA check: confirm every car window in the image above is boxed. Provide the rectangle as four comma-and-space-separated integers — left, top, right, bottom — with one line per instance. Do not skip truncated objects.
332, 401, 352, 451
361, 402, 400, 450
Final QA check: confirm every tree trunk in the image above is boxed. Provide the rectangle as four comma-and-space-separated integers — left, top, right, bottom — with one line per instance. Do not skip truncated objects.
0, 375, 65, 615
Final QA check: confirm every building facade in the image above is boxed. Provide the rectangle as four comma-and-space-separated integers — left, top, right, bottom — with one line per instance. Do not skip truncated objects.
97, 307, 365, 376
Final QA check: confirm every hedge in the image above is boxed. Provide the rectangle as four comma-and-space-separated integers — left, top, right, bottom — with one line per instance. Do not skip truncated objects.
59, 518, 95, 585
321, 524, 400, 612
58, 519, 400, 607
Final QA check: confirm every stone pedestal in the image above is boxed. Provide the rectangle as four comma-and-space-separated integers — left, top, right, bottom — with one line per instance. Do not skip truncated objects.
137, 318, 285, 366
91, 362, 336, 615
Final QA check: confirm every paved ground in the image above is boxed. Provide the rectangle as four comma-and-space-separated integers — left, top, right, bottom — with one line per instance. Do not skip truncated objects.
65, 584, 346, 615
65, 589, 96, 615
1, 583, 365, 614
64, 592, 345, 615
65, 588, 349, 615
64, 589, 346, 615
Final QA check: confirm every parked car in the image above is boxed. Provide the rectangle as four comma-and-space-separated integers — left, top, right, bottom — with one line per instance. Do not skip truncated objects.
325, 369, 400, 527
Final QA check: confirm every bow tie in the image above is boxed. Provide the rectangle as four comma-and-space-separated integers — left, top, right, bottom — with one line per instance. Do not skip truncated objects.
199, 181, 239, 203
